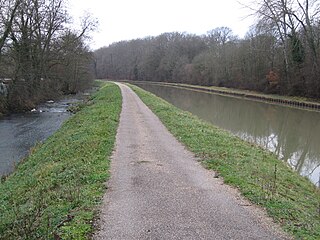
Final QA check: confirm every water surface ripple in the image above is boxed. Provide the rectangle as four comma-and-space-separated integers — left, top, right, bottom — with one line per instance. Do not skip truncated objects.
0, 98, 79, 176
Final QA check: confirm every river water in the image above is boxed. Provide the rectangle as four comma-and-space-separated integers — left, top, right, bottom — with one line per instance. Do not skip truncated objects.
134, 83, 320, 186
0, 97, 83, 177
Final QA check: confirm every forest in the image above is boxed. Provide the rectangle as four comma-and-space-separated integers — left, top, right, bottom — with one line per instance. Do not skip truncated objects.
0, 0, 96, 114
94, 0, 320, 99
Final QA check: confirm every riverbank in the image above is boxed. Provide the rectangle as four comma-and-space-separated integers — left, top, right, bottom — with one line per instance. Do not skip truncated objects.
0, 83, 121, 239
0, 81, 97, 118
0, 85, 102, 178
126, 81, 320, 111
130, 84, 320, 239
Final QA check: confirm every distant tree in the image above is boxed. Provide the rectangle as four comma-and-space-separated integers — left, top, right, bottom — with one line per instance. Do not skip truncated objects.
93, 17, 320, 98
206, 27, 234, 46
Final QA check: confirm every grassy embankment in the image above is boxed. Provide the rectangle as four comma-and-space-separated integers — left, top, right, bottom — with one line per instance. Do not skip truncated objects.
0, 82, 121, 239
130, 84, 320, 239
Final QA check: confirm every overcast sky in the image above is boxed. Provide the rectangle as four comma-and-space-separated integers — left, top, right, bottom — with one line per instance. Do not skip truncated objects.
68, 0, 256, 50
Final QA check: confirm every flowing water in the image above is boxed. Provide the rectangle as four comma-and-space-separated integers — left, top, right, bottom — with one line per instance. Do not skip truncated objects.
134, 83, 320, 186
0, 96, 83, 177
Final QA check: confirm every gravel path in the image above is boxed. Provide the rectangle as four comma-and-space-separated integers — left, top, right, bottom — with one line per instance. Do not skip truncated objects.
94, 83, 289, 240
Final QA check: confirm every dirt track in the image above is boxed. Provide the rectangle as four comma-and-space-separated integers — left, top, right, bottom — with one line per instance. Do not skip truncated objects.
94, 83, 289, 239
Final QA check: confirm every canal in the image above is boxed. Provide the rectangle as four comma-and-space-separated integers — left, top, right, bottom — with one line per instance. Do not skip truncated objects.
134, 83, 320, 185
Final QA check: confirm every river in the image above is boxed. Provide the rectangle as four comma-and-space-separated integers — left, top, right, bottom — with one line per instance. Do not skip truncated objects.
0, 96, 85, 177
134, 83, 320, 186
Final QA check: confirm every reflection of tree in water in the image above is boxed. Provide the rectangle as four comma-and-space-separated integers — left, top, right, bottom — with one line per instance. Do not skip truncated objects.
277, 110, 320, 182
136, 83, 320, 184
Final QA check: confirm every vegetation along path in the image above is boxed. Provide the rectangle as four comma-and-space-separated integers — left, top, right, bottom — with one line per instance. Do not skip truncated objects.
94, 83, 289, 239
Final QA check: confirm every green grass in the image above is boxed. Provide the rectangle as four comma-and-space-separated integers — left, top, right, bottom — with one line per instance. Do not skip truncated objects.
0, 82, 122, 239
130, 84, 320, 240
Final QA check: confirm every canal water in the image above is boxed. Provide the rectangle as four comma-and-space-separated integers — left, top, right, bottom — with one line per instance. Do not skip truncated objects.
134, 83, 320, 186
0, 96, 83, 177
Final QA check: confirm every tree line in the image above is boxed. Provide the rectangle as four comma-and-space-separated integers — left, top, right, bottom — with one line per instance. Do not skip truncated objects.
94, 0, 320, 99
0, 0, 96, 114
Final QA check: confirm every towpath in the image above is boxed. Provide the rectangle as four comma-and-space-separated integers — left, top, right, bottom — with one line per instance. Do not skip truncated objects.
94, 83, 289, 240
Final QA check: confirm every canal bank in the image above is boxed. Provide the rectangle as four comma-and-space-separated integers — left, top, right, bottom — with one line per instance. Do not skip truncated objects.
0, 98, 73, 177
130, 84, 320, 239
125, 81, 320, 111
95, 83, 290, 240
0, 83, 122, 239
132, 82, 320, 186
0, 85, 100, 178
0, 82, 319, 239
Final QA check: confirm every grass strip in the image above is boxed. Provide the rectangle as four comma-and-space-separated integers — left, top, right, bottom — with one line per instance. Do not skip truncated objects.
130, 83, 320, 240
0, 82, 121, 239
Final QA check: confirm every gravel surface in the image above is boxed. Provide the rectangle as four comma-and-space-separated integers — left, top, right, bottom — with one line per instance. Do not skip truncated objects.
94, 83, 290, 240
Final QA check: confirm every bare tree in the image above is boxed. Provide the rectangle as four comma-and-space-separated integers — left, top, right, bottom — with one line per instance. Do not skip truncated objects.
0, 0, 96, 112
294, 0, 320, 72
0, 0, 21, 55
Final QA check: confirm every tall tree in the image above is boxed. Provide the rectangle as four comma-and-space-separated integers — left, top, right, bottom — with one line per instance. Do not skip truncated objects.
0, 0, 96, 112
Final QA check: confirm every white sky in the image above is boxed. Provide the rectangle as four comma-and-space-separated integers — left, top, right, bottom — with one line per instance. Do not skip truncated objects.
68, 0, 256, 50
